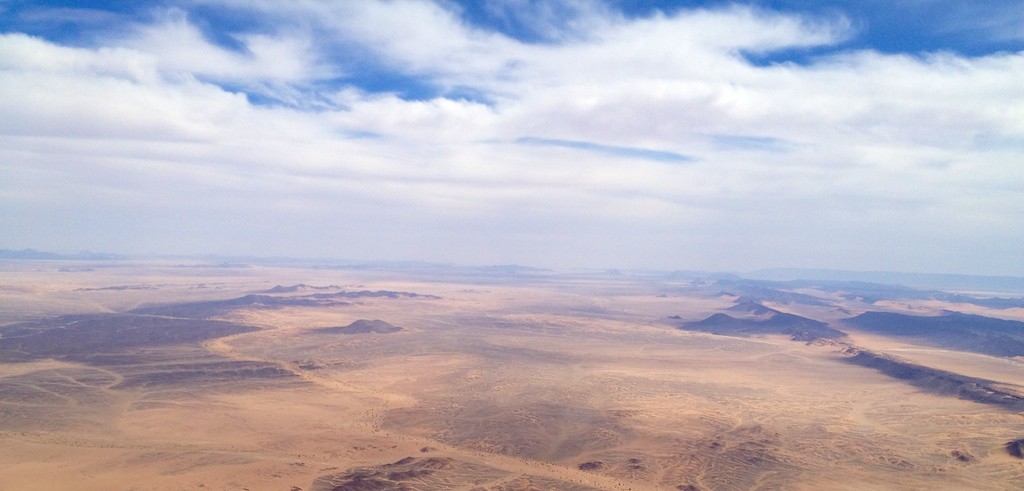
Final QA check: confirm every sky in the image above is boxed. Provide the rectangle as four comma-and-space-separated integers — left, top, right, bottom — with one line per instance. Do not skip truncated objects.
1, 1, 1023, 274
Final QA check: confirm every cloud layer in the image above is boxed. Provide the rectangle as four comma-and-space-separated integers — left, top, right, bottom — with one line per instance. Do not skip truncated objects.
1, 1, 1022, 274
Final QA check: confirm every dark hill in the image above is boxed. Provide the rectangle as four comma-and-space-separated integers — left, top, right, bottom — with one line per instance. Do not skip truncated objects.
844, 311, 1024, 357
679, 312, 844, 342
318, 319, 402, 335
727, 298, 778, 315
1007, 440, 1024, 458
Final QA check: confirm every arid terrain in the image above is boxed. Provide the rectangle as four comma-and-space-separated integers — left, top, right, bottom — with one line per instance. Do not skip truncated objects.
2, 260, 1024, 490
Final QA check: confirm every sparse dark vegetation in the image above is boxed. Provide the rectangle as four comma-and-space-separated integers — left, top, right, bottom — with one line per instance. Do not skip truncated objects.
0, 314, 256, 363
577, 461, 603, 470
131, 290, 436, 318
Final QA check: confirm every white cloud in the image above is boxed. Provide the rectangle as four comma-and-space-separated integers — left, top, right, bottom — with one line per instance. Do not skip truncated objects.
124, 10, 322, 81
0, 33, 158, 82
1, 1, 1022, 273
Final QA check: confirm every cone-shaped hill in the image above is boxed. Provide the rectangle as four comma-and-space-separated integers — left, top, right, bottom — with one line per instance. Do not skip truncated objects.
317, 319, 402, 334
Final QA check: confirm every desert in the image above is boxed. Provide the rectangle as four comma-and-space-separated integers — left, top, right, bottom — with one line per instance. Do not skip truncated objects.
2, 259, 1024, 490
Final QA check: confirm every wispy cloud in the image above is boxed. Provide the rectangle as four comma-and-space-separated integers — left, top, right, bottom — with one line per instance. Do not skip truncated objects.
514, 137, 694, 163
708, 134, 794, 152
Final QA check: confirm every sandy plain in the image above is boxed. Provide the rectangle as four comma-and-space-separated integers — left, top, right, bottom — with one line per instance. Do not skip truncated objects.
1, 261, 1024, 490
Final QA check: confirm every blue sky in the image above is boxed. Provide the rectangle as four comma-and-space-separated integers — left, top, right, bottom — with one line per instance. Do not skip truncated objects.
5, 1, 1023, 51
5, 1, 1023, 98
1, 1, 1023, 274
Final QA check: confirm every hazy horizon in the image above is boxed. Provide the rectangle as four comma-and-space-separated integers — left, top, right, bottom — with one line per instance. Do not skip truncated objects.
2, 1, 1023, 275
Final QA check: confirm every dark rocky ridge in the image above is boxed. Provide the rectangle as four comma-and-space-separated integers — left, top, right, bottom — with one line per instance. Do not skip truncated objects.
843, 348, 1024, 411
844, 311, 1024, 357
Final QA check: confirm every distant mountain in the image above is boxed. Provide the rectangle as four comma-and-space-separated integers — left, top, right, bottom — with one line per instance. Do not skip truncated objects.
261, 284, 342, 293
0, 248, 126, 260
0, 248, 64, 259
712, 279, 833, 307
745, 268, 1024, 294
475, 264, 549, 274
728, 277, 1024, 310
312, 260, 548, 273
